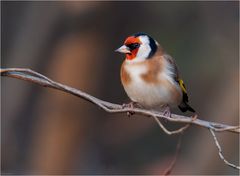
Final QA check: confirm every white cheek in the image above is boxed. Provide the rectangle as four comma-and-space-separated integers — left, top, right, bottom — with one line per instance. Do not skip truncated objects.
136, 44, 151, 59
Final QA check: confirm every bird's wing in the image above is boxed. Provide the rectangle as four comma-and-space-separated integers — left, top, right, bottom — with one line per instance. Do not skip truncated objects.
162, 54, 180, 82
162, 54, 195, 112
163, 54, 189, 102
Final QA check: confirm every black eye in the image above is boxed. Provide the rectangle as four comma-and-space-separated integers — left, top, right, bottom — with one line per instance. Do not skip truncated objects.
127, 43, 140, 50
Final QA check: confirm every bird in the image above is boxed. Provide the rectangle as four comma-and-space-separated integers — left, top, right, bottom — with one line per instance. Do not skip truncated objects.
115, 32, 195, 116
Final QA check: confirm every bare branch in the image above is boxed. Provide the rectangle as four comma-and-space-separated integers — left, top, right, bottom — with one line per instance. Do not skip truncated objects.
1, 68, 239, 134
152, 116, 190, 135
1, 67, 239, 170
210, 129, 240, 170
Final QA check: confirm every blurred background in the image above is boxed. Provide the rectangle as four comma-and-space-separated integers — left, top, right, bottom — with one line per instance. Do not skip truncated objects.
1, 1, 239, 175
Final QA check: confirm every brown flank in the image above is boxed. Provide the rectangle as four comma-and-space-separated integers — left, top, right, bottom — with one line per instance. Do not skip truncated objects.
141, 53, 164, 84
121, 62, 131, 85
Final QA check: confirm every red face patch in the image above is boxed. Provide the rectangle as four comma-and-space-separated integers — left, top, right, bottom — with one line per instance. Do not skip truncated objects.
124, 36, 141, 60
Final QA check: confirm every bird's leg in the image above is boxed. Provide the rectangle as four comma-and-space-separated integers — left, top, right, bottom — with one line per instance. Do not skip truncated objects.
162, 105, 172, 118
122, 101, 138, 117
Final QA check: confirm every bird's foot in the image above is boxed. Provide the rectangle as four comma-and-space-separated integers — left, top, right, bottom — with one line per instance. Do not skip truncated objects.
122, 101, 138, 117
191, 114, 198, 121
162, 105, 171, 118
122, 102, 135, 109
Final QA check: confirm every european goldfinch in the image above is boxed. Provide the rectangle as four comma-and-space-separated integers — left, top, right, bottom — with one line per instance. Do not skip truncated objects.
115, 32, 195, 115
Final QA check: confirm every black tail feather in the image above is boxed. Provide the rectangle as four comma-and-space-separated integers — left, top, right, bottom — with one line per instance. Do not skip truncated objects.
178, 102, 195, 113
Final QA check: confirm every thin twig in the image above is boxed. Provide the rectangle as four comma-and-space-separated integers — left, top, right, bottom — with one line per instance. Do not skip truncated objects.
152, 116, 190, 135
163, 133, 183, 175
209, 129, 240, 170
1, 67, 239, 170
151, 115, 198, 135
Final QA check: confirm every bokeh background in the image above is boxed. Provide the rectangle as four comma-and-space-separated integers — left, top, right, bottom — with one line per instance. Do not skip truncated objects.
1, 1, 239, 175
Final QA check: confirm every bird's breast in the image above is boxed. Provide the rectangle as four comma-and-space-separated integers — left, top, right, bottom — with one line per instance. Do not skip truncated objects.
121, 61, 182, 108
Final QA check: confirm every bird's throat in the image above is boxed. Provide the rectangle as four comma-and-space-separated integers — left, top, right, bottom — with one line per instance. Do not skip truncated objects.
126, 49, 138, 60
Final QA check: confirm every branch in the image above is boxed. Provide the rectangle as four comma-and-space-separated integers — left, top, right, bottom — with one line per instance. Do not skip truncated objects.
1, 68, 239, 134
1, 67, 239, 170
152, 115, 191, 135
210, 129, 240, 170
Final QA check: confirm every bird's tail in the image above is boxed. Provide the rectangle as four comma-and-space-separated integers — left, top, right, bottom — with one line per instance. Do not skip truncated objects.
177, 79, 195, 113
178, 102, 195, 113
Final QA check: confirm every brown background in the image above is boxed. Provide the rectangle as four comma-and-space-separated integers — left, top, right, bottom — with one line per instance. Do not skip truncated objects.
1, 1, 239, 175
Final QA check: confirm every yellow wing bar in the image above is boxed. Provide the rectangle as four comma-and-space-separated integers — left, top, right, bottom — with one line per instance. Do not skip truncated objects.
178, 79, 187, 94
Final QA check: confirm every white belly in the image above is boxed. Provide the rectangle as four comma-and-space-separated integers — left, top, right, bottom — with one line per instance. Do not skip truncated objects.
122, 63, 182, 108
123, 79, 179, 108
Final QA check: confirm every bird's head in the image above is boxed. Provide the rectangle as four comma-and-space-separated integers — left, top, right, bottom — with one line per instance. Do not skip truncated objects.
115, 32, 159, 63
